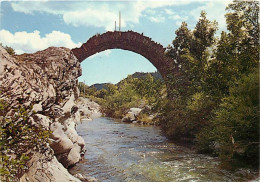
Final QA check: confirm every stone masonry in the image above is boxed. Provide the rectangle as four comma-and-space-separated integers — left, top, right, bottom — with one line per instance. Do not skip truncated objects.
71, 31, 180, 80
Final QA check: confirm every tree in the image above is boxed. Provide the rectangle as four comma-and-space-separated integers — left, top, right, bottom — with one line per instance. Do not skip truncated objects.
225, 0, 259, 75
195, 1, 259, 166
199, 70, 259, 166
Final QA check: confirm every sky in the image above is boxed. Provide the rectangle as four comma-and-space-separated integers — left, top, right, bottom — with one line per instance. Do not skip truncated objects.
0, 0, 232, 85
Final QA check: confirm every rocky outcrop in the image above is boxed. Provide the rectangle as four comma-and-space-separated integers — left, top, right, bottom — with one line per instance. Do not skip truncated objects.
121, 107, 156, 125
77, 97, 101, 120
0, 45, 92, 181
20, 151, 81, 182
121, 108, 142, 123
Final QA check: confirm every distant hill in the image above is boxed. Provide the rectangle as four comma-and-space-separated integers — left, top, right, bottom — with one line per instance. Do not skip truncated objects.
90, 83, 109, 91
90, 71, 163, 90
131, 71, 162, 80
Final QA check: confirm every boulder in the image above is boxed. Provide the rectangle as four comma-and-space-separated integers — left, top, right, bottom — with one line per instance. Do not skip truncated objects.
30, 114, 51, 129
57, 144, 81, 168
121, 107, 142, 123
74, 174, 98, 182
50, 122, 74, 155
76, 97, 101, 120
20, 152, 81, 182
129, 108, 142, 116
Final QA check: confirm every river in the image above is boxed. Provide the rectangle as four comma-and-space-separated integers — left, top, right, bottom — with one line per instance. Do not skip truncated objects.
69, 117, 258, 182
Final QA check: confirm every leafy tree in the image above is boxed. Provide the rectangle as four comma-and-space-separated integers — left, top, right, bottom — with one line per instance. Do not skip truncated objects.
225, 0, 259, 75
197, 70, 259, 166
134, 74, 164, 105
162, 11, 218, 140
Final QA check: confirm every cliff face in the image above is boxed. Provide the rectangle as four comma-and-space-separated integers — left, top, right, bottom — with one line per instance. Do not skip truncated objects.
0, 46, 89, 181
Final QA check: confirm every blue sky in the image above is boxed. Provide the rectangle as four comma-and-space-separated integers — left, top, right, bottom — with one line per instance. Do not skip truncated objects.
0, 0, 231, 85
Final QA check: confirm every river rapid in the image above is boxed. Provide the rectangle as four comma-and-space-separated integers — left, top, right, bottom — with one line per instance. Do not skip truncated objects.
70, 117, 258, 182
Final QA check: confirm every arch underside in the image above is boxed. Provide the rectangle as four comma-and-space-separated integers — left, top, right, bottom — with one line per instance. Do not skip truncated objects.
71, 31, 177, 80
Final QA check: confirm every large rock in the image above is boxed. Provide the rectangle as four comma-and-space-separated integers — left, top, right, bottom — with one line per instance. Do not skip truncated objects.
76, 97, 101, 120
0, 45, 90, 181
20, 152, 81, 182
50, 122, 74, 155
121, 107, 142, 122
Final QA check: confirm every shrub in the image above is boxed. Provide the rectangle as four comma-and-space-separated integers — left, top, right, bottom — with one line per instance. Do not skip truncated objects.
136, 113, 153, 124
0, 101, 51, 181
197, 70, 259, 166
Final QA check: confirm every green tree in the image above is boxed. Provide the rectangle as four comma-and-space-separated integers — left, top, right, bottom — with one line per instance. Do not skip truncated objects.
225, 0, 259, 75
162, 11, 218, 140
197, 70, 259, 166
195, 0, 259, 166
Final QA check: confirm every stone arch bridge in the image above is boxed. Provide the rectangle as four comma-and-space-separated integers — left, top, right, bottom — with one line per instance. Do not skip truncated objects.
71, 31, 179, 82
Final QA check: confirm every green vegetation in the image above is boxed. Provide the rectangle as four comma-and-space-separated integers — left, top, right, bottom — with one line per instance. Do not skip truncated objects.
79, 0, 259, 168
79, 73, 166, 122
197, 70, 259, 166
0, 43, 16, 56
0, 100, 51, 181
162, 0, 259, 167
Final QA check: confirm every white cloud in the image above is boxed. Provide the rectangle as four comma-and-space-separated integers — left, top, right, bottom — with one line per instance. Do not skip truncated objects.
63, 8, 119, 31
88, 50, 112, 59
10, 1, 190, 30
176, 21, 183, 27
0, 29, 81, 54
165, 9, 175, 15
149, 15, 165, 23
165, 9, 188, 26
189, 0, 233, 31
10, 0, 232, 32
169, 14, 182, 20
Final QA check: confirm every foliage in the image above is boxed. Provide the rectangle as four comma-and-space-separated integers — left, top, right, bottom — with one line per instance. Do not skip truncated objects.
0, 43, 16, 56
162, 11, 218, 140
162, 0, 259, 166
136, 113, 153, 124
205, 70, 258, 165
79, 74, 166, 119
0, 101, 51, 181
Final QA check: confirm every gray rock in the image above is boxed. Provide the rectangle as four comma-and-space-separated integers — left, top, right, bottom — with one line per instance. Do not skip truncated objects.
121, 116, 132, 123
122, 107, 142, 122
76, 97, 101, 120
20, 152, 81, 182
50, 122, 74, 155
0, 45, 101, 181
74, 174, 98, 182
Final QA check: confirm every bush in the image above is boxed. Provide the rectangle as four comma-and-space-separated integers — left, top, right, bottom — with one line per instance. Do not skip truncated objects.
160, 91, 215, 141
197, 70, 259, 166
0, 101, 51, 181
0, 43, 16, 56
136, 113, 153, 124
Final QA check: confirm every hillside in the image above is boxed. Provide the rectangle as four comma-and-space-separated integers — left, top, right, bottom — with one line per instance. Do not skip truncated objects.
87, 71, 163, 91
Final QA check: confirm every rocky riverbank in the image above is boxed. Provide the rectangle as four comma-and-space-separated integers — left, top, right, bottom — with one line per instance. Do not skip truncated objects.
121, 106, 157, 125
0, 45, 100, 181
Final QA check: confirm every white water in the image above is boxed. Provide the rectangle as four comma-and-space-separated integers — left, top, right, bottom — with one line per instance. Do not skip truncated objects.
70, 117, 258, 182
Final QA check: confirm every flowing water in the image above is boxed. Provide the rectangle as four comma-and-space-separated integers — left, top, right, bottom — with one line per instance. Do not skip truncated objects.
70, 117, 258, 182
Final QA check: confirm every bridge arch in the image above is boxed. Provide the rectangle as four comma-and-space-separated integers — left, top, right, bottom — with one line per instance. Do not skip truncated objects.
71, 31, 178, 81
